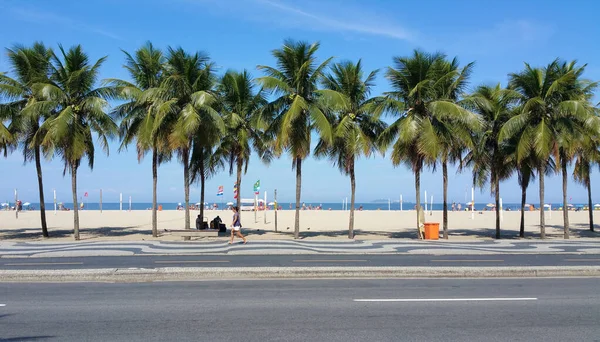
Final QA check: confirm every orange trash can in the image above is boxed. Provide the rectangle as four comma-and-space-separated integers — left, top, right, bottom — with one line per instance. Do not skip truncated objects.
424, 222, 439, 240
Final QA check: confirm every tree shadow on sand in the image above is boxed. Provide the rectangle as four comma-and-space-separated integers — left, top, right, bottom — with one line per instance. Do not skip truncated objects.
0, 226, 149, 241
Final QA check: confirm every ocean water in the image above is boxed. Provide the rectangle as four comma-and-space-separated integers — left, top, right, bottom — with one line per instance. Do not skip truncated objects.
3, 202, 585, 211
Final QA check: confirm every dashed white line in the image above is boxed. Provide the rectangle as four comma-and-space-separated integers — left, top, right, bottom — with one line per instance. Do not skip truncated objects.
0, 304, 6, 307
293, 260, 367, 263
3, 262, 83, 266
154, 260, 230, 264
354, 298, 537, 302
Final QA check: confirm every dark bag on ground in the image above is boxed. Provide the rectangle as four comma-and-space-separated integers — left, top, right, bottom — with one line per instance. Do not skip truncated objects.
210, 216, 226, 232
196, 215, 208, 230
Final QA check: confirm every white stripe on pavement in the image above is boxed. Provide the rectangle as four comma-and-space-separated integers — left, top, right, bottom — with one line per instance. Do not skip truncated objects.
0, 304, 6, 307
354, 298, 537, 302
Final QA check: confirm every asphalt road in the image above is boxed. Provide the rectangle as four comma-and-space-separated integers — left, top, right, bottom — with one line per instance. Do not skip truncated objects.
1, 278, 599, 341
1, 253, 599, 270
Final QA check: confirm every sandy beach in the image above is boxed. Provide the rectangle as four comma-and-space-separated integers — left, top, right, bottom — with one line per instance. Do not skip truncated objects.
1, 208, 599, 242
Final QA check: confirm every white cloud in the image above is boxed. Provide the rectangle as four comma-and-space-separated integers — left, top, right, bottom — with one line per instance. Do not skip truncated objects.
437, 19, 554, 56
180, 0, 415, 41
255, 0, 414, 41
8, 6, 122, 41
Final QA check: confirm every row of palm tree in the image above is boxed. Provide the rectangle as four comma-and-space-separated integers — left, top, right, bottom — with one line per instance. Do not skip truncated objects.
1, 40, 598, 241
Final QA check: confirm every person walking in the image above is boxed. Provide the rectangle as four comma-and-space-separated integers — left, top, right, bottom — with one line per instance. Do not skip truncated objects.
229, 206, 247, 244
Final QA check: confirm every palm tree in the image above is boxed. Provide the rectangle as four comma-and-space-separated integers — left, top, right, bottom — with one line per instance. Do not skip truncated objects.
503, 60, 597, 239
0, 43, 53, 237
429, 58, 478, 239
257, 40, 344, 239
213, 70, 271, 220
516, 155, 536, 238
379, 50, 478, 239
463, 84, 521, 238
315, 60, 386, 239
159, 47, 223, 230
190, 142, 223, 224
27, 45, 117, 240
0, 98, 15, 156
573, 128, 600, 232
107, 42, 170, 237
0, 72, 18, 157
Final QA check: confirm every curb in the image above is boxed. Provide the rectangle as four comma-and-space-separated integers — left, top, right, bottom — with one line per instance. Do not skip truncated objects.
1, 266, 600, 282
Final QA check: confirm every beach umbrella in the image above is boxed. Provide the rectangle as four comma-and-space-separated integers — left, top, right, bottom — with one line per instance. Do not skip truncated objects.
178, 202, 182, 206
486, 203, 495, 207
23, 202, 30, 206
1, 203, 8, 207
567, 203, 574, 207
195, 202, 201, 206
594, 204, 600, 207
543, 204, 551, 208
226, 202, 233, 206
268, 202, 275, 206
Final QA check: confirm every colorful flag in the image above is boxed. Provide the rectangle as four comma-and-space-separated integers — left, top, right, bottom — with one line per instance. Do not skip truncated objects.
233, 183, 238, 199
253, 180, 260, 194
84, 192, 88, 197
217, 185, 224, 196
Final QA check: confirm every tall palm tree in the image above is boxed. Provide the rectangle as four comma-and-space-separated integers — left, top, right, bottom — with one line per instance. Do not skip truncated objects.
463, 84, 521, 238
257, 40, 344, 239
429, 58, 478, 239
516, 155, 536, 238
213, 70, 271, 220
27, 45, 117, 240
315, 60, 386, 239
190, 142, 223, 224
0, 95, 15, 156
0, 43, 53, 237
503, 60, 597, 238
379, 50, 478, 239
0, 72, 19, 157
159, 47, 223, 230
573, 129, 600, 232
107, 42, 170, 237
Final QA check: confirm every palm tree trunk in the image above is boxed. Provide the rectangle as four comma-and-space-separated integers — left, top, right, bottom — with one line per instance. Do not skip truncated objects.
561, 158, 569, 239
151, 148, 158, 238
538, 165, 546, 239
200, 169, 205, 226
34, 146, 48, 238
442, 160, 448, 239
587, 176, 594, 232
415, 167, 422, 239
71, 163, 80, 241
519, 182, 526, 238
183, 147, 191, 230
294, 157, 302, 239
236, 158, 243, 220
348, 158, 356, 239
199, 148, 205, 224
495, 178, 501, 239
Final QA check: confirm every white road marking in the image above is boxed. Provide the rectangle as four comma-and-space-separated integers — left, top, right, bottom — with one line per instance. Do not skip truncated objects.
354, 298, 537, 302
0, 304, 6, 307
154, 260, 230, 264
4, 262, 83, 266
293, 260, 367, 263
432, 259, 504, 262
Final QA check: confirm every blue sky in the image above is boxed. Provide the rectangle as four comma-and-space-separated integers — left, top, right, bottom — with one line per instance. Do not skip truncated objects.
1, 0, 600, 205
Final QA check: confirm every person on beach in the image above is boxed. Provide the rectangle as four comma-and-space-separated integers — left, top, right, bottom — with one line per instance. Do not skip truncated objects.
229, 206, 247, 244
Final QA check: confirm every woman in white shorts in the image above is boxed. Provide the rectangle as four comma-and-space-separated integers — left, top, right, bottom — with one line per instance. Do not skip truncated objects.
229, 206, 247, 244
